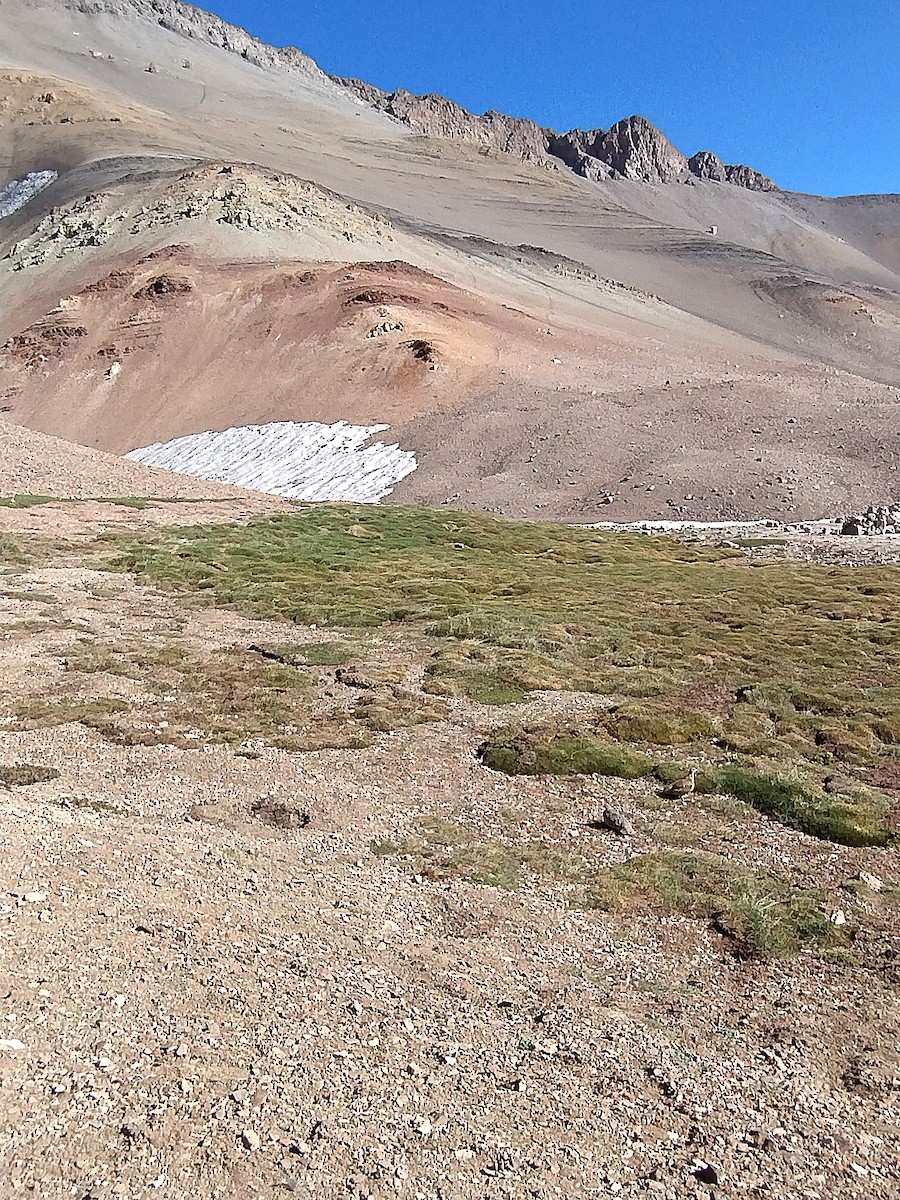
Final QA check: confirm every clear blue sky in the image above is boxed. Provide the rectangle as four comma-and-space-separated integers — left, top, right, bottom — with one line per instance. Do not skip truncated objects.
209, 0, 898, 196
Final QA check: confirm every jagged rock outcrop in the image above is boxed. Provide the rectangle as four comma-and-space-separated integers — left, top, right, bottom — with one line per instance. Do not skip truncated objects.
69, 0, 328, 81
547, 120, 690, 185
688, 150, 728, 182
720, 163, 778, 192
335, 77, 778, 192
689, 150, 777, 192
589, 116, 690, 183
335, 80, 551, 164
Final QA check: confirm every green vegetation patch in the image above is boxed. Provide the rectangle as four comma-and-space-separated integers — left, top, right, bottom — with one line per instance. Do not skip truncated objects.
602, 704, 720, 745
354, 688, 449, 733
10, 636, 447, 752
718, 765, 891, 847
247, 640, 357, 667
0, 494, 57, 509
0, 763, 61, 787
377, 822, 845, 958
290, 640, 357, 667
112, 504, 900, 836
480, 726, 655, 779
0, 534, 28, 566
423, 641, 593, 705
480, 720, 892, 847
384, 816, 584, 890
585, 851, 844, 958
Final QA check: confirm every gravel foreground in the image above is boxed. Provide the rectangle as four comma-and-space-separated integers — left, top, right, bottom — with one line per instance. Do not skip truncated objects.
0, 500, 897, 1199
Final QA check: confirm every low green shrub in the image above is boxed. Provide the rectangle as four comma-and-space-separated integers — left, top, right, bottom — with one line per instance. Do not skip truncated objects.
585, 851, 842, 958
479, 729, 654, 778
717, 765, 890, 847
0, 764, 61, 787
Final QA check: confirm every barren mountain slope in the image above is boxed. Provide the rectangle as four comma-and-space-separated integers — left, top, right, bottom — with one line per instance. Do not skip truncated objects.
0, 0, 898, 521
2, 0, 898, 326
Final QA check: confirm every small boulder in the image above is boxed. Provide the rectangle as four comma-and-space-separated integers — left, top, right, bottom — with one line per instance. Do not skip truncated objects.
600, 806, 636, 836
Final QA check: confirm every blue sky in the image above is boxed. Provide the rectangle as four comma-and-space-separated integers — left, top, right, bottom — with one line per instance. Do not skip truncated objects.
209, 0, 898, 196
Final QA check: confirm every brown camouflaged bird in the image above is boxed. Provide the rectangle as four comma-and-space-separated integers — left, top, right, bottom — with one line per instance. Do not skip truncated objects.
659, 770, 696, 800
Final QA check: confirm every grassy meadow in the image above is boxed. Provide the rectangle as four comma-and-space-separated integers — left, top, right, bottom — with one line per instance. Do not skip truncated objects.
109, 504, 900, 847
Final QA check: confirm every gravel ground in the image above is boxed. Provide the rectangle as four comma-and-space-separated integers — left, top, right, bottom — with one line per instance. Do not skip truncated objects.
0, 502, 897, 1199
0, 421, 270, 502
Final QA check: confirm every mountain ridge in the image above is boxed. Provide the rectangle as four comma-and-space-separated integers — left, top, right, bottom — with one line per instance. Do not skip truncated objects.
39, 0, 779, 191
330, 81, 779, 191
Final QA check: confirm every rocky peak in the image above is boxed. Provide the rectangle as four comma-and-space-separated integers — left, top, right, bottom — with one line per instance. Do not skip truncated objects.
551, 119, 777, 190
592, 115, 690, 183
335, 77, 778, 192
689, 149, 728, 182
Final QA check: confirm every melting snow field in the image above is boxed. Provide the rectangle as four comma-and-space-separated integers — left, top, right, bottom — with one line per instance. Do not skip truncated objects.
127, 421, 418, 501
0, 170, 58, 220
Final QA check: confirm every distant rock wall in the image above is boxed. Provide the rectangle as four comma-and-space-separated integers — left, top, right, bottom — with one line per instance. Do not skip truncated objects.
337, 81, 551, 164
335, 79, 778, 192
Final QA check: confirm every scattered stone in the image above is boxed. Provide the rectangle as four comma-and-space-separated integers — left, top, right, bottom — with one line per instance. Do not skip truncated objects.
250, 797, 311, 830
187, 803, 229, 825
840, 504, 900, 536
335, 667, 376, 689
599, 806, 636, 836
367, 320, 404, 338
693, 1163, 720, 1185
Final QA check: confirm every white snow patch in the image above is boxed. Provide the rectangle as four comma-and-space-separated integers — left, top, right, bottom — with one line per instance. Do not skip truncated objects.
584, 519, 771, 532
0, 171, 58, 220
126, 420, 417, 502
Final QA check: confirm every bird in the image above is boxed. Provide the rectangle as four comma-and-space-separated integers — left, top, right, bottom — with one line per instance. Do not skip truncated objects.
335, 666, 376, 690
599, 805, 636, 837
659, 770, 696, 800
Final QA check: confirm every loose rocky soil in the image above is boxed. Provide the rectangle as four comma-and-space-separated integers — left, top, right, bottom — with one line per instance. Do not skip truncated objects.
0, 500, 898, 1199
